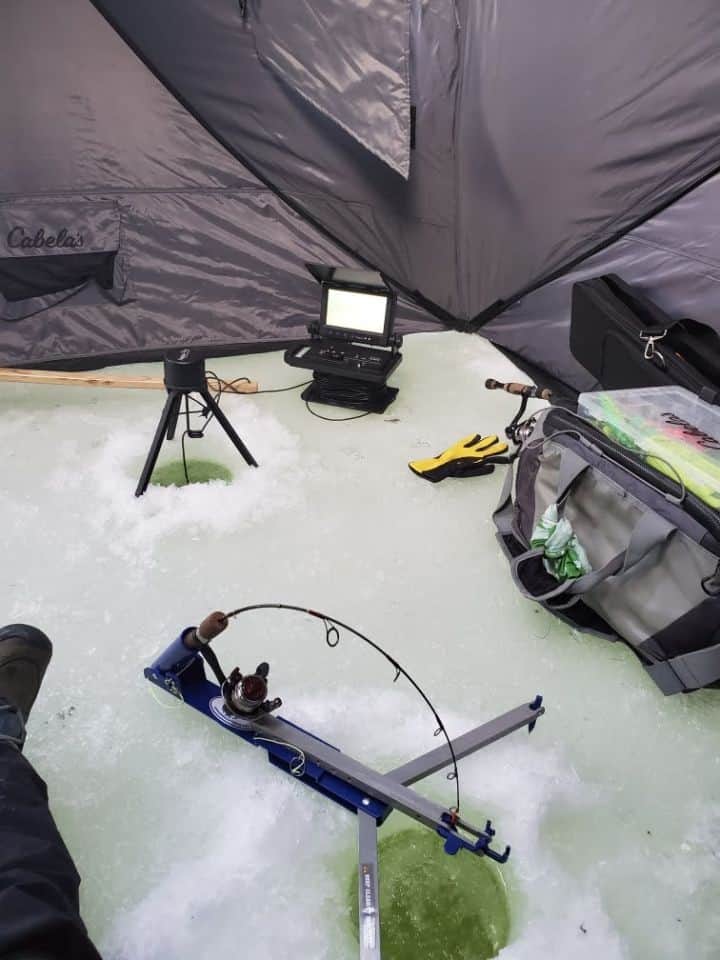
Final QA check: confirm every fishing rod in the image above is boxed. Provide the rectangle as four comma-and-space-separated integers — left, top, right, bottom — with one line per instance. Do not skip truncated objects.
145, 605, 546, 960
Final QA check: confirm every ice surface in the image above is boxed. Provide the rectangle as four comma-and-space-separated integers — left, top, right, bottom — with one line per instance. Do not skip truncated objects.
1, 332, 719, 959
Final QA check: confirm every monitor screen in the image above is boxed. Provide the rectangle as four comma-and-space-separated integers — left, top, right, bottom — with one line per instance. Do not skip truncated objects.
324, 287, 389, 336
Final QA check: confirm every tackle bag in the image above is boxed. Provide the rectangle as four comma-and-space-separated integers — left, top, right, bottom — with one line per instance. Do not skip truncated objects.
493, 404, 720, 694
571, 275, 720, 404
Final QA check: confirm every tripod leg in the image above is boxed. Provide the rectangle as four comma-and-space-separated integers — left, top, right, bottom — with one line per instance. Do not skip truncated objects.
200, 390, 258, 467
166, 394, 183, 441
135, 392, 183, 497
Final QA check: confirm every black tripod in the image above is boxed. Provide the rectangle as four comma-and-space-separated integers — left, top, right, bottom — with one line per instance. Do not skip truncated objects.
135, 350, 258, 497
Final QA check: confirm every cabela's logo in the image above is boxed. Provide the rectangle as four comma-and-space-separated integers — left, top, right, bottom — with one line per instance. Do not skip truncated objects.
7, 226, 84, 250
662, 412, 720, 450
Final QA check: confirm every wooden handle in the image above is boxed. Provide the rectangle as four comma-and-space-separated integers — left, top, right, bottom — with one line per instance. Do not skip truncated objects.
0, 367, 259, 393
485, 378, 528, 395
485, 378, 552, 401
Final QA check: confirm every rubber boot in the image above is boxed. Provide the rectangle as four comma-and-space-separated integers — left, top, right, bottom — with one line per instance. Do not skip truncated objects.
0, 624, 52, 750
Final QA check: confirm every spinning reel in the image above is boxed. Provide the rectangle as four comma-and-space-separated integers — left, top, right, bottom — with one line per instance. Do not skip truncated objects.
485, 379, 553, 446
222, 662, 282, 718
188, 611, 282, 719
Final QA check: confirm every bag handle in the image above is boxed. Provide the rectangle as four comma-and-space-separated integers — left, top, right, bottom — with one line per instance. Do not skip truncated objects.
511, 510, 676, 606
602, 274, 679, 335
510, 447, 677, 606
493, 446, 588, 584
493, 458, 517, 538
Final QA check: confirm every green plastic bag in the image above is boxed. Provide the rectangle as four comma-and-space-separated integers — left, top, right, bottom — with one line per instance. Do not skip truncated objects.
530, 504, 592, 581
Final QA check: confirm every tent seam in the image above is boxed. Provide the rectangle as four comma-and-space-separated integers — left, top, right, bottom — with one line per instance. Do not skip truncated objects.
588, 134, 720, 249
470, 157, 720, 328
619, 233, 720, 275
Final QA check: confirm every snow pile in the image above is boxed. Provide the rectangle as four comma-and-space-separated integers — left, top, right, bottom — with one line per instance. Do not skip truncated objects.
0, 333, 717, 960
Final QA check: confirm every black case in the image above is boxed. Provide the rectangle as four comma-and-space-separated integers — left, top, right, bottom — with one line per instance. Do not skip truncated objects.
570, 274, 720, 404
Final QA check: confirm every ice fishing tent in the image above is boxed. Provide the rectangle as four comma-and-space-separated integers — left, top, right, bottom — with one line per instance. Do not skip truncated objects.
3, 0, 720, 390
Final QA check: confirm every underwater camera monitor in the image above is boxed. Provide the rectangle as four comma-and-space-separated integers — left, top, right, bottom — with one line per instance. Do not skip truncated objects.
319, 282, 396, 347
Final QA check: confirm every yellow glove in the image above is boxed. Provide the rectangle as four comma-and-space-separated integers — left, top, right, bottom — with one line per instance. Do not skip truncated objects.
408, 434, 510, 483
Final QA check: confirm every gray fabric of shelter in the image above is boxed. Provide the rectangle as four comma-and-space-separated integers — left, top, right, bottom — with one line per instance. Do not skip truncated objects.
91, 0, 720, 325
0, 201, 133, 322
249, 0, 412, 178
88, 0, 461, 314
0, 0, 434, 368
458, 1, 720, 320
4, 0, 720, 375
0, 191, 428, 367
487, 171, 720, 392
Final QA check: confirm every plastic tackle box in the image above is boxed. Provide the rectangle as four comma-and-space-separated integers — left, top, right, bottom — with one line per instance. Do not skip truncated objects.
578, 387, 720, 509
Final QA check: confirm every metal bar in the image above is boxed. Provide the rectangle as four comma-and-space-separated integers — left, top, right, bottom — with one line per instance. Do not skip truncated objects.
357, 812, 382, 960
249, 715, 485, 845
386, 701, 545, 787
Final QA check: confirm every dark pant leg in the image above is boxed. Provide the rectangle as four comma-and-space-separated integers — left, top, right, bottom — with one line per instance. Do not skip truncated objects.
0, 744, 101, 960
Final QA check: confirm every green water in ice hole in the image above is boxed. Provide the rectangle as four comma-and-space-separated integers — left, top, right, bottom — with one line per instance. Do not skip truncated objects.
150, 459, 233, 487
347, 828, 511, 960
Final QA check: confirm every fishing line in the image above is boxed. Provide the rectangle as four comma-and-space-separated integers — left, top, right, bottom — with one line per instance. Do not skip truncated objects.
221, 602, 462, 812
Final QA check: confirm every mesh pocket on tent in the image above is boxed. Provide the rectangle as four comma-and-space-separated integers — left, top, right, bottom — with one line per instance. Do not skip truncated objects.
0, 202, 132, 321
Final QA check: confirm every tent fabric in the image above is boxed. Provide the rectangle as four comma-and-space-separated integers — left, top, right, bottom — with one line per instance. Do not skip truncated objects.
0, 201, 132, 322
0, 0, 434, 368
458, 0, 720, 322
248, 0, 412, 178
0, 190, 430, 368
91, 0, 720, 325
486, 171, 720, 393
3, 0, 720, 379
87, 0, 463, 315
